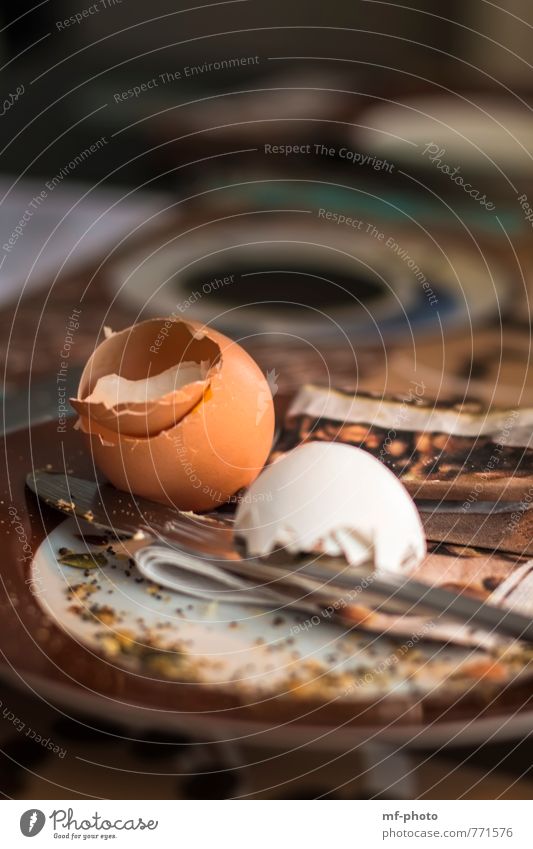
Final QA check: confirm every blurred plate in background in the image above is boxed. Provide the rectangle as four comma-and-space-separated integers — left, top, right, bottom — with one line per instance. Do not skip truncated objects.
356, 94, 533, 176
107, 212, 510, 342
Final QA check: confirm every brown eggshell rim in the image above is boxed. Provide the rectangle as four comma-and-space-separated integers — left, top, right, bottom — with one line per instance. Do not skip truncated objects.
70, 318, 222, 438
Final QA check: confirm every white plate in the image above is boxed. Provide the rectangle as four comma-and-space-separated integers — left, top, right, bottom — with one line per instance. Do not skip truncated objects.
26, 518, 533, 750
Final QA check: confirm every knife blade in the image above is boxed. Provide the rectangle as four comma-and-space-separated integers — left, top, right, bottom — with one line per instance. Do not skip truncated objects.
26, 471, 533, 641
26, 469, 236, 557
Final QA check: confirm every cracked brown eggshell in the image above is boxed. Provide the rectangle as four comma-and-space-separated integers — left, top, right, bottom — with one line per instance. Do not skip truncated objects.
71, 318, 275, 511
71, 320, 218, 437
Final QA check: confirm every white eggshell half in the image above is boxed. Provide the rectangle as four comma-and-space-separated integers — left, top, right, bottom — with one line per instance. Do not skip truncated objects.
235, 441, 426, 575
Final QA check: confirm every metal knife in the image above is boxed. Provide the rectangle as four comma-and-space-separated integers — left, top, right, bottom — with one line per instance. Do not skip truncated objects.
26, 471, 533, 641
